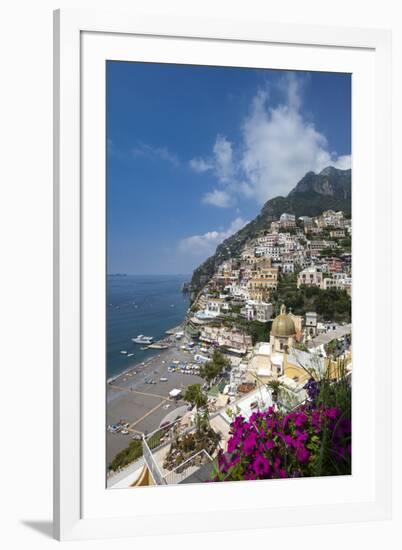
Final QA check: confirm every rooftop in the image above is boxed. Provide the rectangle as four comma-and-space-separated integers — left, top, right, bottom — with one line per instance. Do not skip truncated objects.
307, 324, 352, 349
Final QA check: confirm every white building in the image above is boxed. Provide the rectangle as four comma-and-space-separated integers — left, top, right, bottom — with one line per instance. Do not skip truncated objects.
321, 275, 352, 294
305, 311, 318, 337
205, 298, 230, 317
241, 301, 273, 323
255, 246, 282, 260
256, 301, 273, 322
280, 213, 296, 228
282, 261, 295, 274
257, 233, 279, 246
297, 266, 324, 288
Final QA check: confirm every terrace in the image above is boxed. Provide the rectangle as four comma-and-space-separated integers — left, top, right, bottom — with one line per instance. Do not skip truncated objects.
141, 421, 215, 485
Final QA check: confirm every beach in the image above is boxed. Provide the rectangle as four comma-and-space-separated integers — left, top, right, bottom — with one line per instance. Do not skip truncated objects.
106, 274, 196, 464
106, 340, 204, 464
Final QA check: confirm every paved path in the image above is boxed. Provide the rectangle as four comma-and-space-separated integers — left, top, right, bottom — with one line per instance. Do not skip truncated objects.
128, 399, 168, 430
111, 385, 168, 400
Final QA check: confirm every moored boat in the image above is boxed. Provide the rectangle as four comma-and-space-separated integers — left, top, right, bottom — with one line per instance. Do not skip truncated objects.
132, 334, 154, 344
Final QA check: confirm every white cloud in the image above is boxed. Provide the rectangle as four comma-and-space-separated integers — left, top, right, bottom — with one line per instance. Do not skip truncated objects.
240, 76, 351, 203
331, 154, 352, 170
132, 142, 180, 166
202, 189, 233, 208
189, 135, 235, 183
193, 73, 351, 207
189, 158, 213, 173
178, 217, 248, 258
213, 135, 235, 183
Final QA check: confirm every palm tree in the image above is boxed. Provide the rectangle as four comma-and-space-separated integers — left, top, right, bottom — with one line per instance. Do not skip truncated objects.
183, 384, 208, 433
266, 379, 283, 404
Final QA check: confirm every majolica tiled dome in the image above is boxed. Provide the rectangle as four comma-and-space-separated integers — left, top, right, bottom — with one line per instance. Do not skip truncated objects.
271, 304, 296, 337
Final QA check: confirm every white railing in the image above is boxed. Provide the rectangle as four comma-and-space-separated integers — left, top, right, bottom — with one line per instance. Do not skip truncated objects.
142, 435, 167, 485
162, 449, 213, 485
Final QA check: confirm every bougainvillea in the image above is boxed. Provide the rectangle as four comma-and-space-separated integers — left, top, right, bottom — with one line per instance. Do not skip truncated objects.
213, 404, 351, 481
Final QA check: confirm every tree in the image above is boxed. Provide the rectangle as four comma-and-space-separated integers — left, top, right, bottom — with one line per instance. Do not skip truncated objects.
108, 440, 143, 472
184, 383, 207, 409
340, 237, 351, 250
200, 350, 230, 384
320, 247, 341, 258
183, 384, 208, 433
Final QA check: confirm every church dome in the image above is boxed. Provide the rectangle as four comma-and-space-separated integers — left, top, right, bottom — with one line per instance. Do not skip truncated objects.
271, 304, 296, 337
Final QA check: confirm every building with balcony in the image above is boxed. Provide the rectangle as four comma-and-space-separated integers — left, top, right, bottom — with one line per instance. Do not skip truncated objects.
297, 266, 324, 288
280, 212, 296, 229
248, 267, 278, 301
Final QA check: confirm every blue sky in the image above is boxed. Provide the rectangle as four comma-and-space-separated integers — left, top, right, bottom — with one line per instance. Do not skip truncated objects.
107, 62, 351, 275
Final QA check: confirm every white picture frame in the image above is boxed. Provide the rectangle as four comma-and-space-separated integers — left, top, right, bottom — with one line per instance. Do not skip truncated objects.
54, 8, 392, 541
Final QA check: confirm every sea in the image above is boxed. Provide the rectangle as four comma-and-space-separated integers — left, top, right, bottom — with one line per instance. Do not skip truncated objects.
107, 274, 190, 380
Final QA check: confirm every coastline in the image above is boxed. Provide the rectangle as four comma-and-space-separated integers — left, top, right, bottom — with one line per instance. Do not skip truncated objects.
106, 274, 190, 380
106, 331, 203, 465
107, 321, 187, 386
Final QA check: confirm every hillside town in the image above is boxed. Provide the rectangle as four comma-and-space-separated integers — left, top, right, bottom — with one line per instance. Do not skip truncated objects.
186, 208, 351, 347
107, 208, 352, 488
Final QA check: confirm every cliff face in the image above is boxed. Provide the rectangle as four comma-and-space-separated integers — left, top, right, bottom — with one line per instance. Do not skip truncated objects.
189, 167, 351, 296
288, 166, 351, 199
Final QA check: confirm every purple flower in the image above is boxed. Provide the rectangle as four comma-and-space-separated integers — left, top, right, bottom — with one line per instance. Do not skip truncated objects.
295, 430, 308, 443
252, 455, 270, 476
304, 378, 320, 403
273, 456, 282, 470
296, 446, 310, 464
312, 410, 322, 429
227, 434, 241, 453
216, 400, 351, 482
228, 454, 241, 468
243, 432, 258, 455
294, 412, 308, 427
326, 407, 339, 420
280, 434, 293, 447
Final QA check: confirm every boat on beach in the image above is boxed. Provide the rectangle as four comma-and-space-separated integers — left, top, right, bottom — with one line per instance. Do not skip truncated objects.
148, 342, 169, 350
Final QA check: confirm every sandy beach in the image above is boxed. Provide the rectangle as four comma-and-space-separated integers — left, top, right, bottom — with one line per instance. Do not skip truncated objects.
106, 341, 204, 465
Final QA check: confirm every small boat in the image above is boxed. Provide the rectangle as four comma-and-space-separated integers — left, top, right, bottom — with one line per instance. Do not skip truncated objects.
120, 350, 128, 355
127, 353, 134, 357
148, 343, 169, 350
132, 334, 154, 344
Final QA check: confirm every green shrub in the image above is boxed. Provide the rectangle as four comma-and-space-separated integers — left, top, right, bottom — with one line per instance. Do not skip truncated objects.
108, 439, 143, 472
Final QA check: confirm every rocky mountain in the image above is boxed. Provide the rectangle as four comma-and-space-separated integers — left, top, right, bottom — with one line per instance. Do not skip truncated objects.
288, 166, 351, 199
189, 166, 351, 297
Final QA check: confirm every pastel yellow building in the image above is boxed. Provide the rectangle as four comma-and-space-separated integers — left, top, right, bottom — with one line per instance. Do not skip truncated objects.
248, 267, 278, 301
